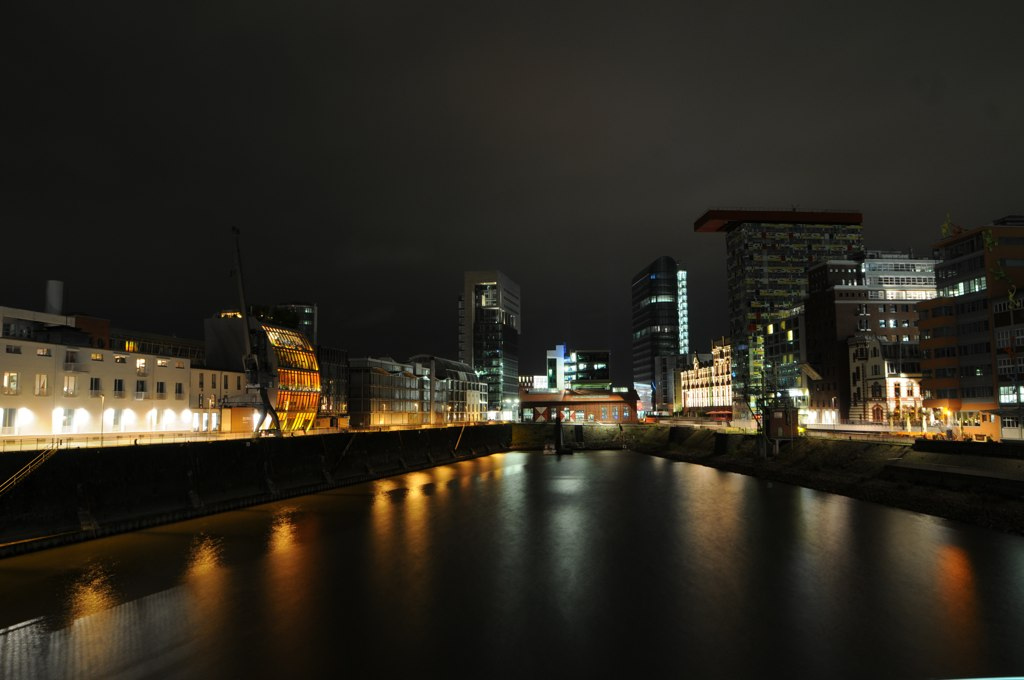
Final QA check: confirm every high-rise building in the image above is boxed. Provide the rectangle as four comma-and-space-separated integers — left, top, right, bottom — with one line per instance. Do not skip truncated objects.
458, 271, 521, 414
631, 256, 689, 408
695, 209, 864, 415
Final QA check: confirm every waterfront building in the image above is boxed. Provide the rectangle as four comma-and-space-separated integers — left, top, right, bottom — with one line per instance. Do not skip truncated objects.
695, 209, 864, 416
0, 305, 194, 439
348, 355, 488, 429
204, 314, 321, 432
109, 329, 205, 364
347, 356, 426, 429
408, 355, 489, 424
189, 366, 247, 432
631, 256, 689, 408
800, 250, 935, 424
316, 346, 349, 428
678, 339, 732, 414
459, 271, 520, 417
920, 215, 1024, 441
848, 333, 924, 427
520, 387, 640, 425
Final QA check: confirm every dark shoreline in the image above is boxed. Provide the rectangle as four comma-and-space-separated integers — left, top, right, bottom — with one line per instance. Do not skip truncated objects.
649, 434, 1024, 537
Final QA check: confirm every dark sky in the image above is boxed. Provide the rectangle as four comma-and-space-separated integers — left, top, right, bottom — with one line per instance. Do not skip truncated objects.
3, 2, 1022, 384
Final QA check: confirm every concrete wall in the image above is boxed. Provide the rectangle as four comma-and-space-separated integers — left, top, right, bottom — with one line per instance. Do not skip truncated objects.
0, 424, 511, 556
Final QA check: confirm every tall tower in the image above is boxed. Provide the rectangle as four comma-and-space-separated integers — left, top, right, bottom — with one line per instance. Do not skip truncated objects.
694, 209, 864, 414
459, 271, 521, 413
631, 256, 689, 408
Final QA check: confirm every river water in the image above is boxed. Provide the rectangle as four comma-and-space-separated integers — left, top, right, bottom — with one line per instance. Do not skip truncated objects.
1, 450, 1023, 679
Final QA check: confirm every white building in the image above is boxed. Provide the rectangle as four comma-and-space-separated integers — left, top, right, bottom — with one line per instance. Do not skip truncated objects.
1, 305, 194, 440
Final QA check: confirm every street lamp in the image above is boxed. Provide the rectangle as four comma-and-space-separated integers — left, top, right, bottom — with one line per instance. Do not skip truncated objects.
99, 393, 105, 448
830, 396, 837, 431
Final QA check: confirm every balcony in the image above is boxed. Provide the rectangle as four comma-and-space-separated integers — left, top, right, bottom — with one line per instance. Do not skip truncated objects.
174, 392, 185, 400
90, 390, 103, 398
136, 367, 148, 377
113, 390, 125, 399
134, 391, 148, 400
63, 362, 88, 372
156, 392, 167, 400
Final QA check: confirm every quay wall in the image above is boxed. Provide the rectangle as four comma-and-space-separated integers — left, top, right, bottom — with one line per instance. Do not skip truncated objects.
0, 424, 511, 557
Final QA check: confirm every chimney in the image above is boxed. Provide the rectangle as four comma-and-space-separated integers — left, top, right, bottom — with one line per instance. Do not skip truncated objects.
45, 280, 64, 315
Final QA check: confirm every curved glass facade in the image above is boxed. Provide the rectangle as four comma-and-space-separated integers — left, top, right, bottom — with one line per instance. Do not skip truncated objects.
262, 324, 320, 431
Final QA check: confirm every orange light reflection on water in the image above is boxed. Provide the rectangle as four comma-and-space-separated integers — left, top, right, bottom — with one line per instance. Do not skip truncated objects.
62, 562, 119, 675
67, 562, 117, 622
935, 544, 981, 665
185, 533, 227, 645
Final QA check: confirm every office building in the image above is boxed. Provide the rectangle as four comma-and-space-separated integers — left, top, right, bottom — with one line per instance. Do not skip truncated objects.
695, 209, 864, 415
920, 215, 1024, 441
459, 271, 520, 415
631, 256, 688, 408
801, 250, 935, 423
545, 344, 611, 391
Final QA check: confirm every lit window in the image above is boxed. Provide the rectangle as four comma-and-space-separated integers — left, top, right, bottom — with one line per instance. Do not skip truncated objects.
157, 359, 169, 367
91, 352, 103, 361
34, 373, 48, 396
2, 372, 19, 395
36, 347, 52, 357
114, 354, 127, 364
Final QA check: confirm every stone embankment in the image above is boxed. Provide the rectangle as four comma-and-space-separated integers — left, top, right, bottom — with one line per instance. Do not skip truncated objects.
655, 426, 1024, 536
0, 424, 511, 557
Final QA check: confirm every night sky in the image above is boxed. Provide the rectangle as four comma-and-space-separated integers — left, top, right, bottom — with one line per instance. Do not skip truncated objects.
4, 2, 1022, 384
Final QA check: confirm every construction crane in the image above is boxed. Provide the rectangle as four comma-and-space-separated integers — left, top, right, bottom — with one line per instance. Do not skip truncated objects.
232, 227, 281, 436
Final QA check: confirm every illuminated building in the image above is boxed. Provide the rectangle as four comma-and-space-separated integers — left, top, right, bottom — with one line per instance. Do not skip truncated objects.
0, 304, 194, 438
520, 388, 641, 425
348, 355, 487, 429
204, 316, 321, 432
252, 303, 318, 345
631, 256, 689, 409
459, 271, 520, 416
803, 250, 935, 425
847, 334, 923, 427
695, 209, 864, 416
408, 355, 488, 424
544, 344, 611, 390
678, 339, 732, 414
920, 215, 1024, 441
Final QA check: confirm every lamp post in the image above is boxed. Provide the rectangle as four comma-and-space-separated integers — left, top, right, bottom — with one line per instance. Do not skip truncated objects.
831, 396, 836, 431
99, 393, 105, 448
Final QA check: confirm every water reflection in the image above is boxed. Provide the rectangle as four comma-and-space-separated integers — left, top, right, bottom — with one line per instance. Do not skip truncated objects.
185, 533, 226, 658
935, 544, 981, 665
0, 451, 1021, 679
66, 561, 118, 623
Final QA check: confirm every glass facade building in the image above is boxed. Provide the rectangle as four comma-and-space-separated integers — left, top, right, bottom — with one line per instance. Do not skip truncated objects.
459, 271, 520, 414
261, 324, 320, 432
631, 256, 688, 408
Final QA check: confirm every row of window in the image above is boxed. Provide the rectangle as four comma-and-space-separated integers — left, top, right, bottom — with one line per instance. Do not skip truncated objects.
0, 372, 184, 398
3, 345, 186, 369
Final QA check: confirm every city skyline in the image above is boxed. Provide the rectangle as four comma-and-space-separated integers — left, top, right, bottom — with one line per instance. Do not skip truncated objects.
4, 2, 1022, 384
